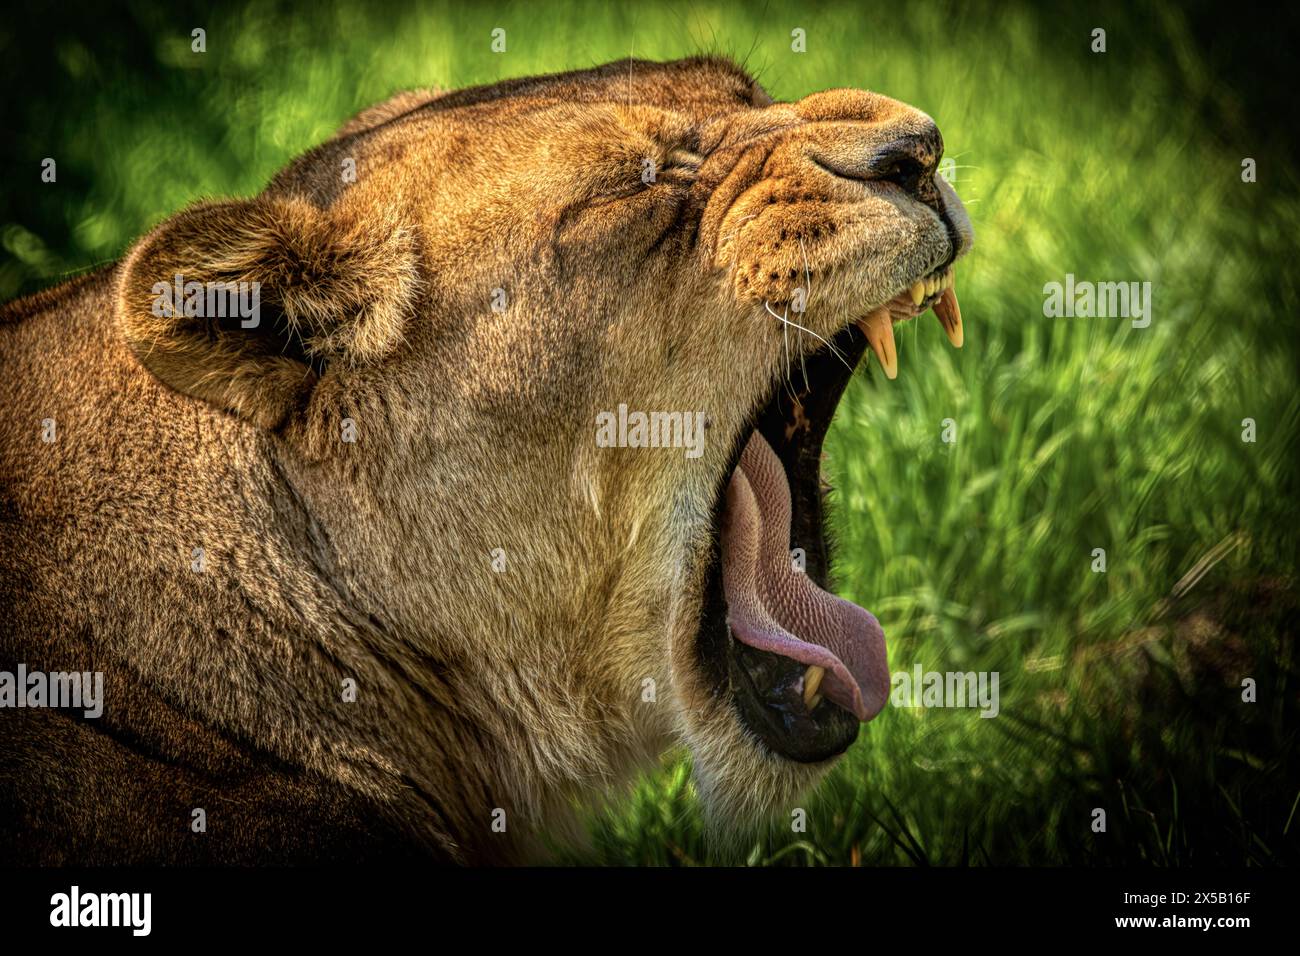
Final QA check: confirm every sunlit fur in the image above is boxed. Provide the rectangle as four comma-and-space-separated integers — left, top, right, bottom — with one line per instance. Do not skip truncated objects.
0, 56, 970, 863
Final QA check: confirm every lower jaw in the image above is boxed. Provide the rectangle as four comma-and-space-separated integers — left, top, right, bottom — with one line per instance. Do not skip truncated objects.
730, 641, 861, 762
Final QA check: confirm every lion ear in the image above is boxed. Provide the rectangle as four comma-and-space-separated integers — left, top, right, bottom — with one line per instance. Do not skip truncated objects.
115, 197, 422, 429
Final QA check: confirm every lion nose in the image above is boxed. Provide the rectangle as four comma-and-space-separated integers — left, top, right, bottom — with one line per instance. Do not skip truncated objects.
808, 128, 943, 202
866, 135, 939, 193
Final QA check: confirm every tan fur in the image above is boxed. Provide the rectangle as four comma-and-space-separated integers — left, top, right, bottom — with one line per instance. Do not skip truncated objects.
0, 57, 970, 863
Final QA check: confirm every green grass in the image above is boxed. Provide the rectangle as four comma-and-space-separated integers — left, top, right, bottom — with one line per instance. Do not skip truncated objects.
3, 0, 1297, 865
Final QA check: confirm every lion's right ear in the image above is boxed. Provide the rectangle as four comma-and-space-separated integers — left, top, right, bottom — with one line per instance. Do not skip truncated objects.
116, 197, 422, 429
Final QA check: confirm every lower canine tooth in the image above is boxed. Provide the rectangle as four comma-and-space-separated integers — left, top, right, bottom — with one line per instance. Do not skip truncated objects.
909, 281, 925, 305
933, 286, 964, 348
803, 665, 826, 708
855, 307, 898, 379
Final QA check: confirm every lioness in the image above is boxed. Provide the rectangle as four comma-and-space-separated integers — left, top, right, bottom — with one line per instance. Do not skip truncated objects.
0, 57, 971, 864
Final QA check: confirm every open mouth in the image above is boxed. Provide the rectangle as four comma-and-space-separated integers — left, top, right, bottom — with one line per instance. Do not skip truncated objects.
695, 270, 965, 763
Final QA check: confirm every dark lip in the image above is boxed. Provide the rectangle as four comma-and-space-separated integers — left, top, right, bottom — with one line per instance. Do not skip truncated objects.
694, 322, 871, 763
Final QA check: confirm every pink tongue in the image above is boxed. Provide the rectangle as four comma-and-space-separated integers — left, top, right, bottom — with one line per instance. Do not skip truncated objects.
721, 432, 890, 722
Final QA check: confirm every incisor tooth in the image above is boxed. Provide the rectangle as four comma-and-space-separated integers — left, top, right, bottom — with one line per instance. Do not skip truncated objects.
933, 285, 964, 348
855, 307, 898, 379
910, 280, 925, 305
803, 665, 826, 708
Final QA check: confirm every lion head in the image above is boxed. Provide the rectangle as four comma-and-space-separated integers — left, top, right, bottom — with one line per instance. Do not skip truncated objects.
109, 56, 972, 859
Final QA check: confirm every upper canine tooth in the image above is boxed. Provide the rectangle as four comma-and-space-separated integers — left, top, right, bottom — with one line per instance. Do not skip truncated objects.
855, 307, 898, 379
803, 665, 826, 708
909, 280, 925, 305
933, 286, 964, 348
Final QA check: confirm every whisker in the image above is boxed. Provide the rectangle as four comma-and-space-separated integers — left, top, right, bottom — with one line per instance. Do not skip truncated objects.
764, 301, 855, 376
797, 320, 810, 392
797, 238, 813, 392
779, 298, 797, 405
783, 304, 805, 402
719, 213, 759, 245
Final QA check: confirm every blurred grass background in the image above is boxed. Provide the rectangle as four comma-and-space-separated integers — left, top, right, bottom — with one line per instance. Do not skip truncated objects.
2, 0, 1297, 865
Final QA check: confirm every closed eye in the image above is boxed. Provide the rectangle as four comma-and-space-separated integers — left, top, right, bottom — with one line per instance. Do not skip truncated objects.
664, 147, 702, 171
649, 147, 702, 185
565, 148, 697, 215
